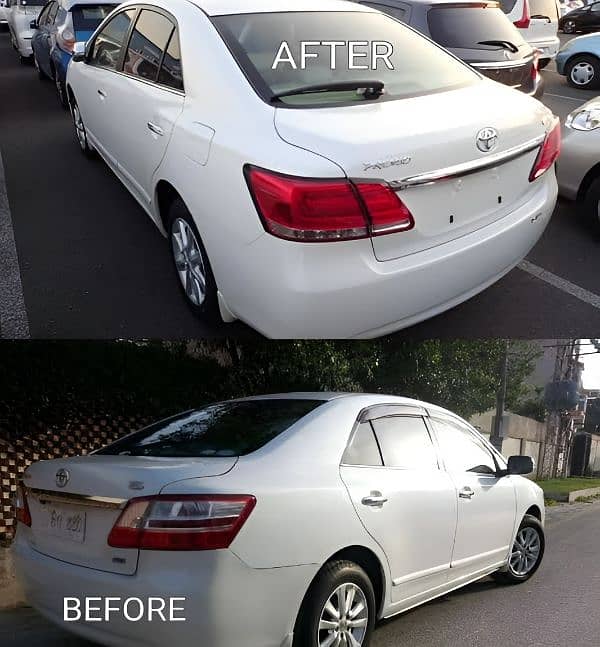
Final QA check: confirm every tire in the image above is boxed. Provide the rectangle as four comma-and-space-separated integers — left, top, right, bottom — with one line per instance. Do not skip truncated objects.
33, 54, 46, 80
562, 19, 577, 34
70, 97, 95, 158
293, 560, 376, 647
538, 58, 550, 70
55, 73, 68, 109
492, 514, 545, 584
566, 54, 600, 89
581, 175, 600, 234
167, 198, 220, 324
19, 54, 30, 65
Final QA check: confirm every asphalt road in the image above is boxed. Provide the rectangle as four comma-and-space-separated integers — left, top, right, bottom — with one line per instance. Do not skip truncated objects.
1, 30, 600, 339
1, 501, 598, 646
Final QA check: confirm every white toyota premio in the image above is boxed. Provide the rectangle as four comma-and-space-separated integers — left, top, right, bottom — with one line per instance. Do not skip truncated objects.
14, 394, 545, 647
66, 0, 560, 338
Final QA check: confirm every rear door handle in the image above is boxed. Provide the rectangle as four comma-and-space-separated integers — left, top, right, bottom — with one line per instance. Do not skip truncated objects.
361, 491, 388, 507
97, 89, 107, 98
459, 486, 475, 499
147, 122, 164, 137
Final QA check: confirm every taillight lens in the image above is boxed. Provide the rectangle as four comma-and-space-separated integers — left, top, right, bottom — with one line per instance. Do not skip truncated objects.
514, 0, 531, 28
15, 484, 32, 527
529, 120, 561, 182
108, 494, 256, 551
245, 166, 414, 242
57, 16, 76, 53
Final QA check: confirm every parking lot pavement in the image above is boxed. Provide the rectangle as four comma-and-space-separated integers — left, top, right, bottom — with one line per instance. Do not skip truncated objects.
2, 501, 599, 647
1, 28, 600, 339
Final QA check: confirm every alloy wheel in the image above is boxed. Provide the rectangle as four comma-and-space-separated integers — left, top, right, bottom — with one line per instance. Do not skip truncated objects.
317, 582, 369, 647
570, 61, 595, 86
509, 526, 541, 576
563, 20, 576, 34
56, 76, 65, 105
72, 104, 87, 150
170, 217, 207, 307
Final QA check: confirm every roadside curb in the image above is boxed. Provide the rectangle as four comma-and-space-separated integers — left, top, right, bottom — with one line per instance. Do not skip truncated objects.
0, 547, 25, 610
544, 486, 600, 503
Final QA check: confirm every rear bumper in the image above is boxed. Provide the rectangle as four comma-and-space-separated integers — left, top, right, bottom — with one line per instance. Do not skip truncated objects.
226, 172, 557, 338
529, 37, 560, 60
13, 531, 315, 647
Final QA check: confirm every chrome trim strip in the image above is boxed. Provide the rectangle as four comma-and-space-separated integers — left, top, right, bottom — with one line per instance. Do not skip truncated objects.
471, 59, 531, 70
392, 562, 450, 586
390, 134, 545, 191
28, 488, 127, 510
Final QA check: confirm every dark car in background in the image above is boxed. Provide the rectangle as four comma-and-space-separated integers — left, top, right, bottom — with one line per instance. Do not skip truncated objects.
560, 2, 600, 34
355, 0, 544, 97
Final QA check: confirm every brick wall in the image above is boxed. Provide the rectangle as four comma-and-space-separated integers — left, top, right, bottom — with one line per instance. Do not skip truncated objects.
0, 414, 151, 542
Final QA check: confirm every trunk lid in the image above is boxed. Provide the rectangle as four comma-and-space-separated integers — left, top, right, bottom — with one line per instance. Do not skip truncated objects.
23, 455, 236, 574
274, 82, 550, 261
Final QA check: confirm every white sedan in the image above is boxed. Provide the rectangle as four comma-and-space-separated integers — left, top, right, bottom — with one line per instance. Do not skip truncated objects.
14, 393, 545, 647
66, 0, 559, 338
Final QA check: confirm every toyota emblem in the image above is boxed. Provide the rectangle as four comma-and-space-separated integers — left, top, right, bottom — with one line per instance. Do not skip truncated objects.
476, 127, 499, 153
55, 468, 70, 488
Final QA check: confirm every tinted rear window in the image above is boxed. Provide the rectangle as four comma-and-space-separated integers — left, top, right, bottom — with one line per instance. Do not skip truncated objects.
96, 399, 323, 457
72, 5, 116, 32
427, 6, 527, 50
212, 11, 477, 106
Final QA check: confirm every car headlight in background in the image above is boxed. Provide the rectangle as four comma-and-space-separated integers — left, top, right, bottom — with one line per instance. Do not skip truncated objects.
566, 106, 600, 131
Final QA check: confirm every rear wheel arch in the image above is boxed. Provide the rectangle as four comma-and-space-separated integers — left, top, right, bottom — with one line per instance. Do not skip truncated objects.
155, 180, 182, 234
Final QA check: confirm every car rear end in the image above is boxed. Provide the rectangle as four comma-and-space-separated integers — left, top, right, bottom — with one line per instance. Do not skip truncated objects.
208, 7, 559, 338
424, 2, 543, 97
10, 0, 45, 57
12, 399, 327, 647
501, 0, 560, 62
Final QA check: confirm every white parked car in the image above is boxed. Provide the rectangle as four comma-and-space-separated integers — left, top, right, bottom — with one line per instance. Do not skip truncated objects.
66, 0, 559, 338
14, 393, 545, 647
0, 0, 9, 25
500, 0, 561, 66
6, 0, 45, 61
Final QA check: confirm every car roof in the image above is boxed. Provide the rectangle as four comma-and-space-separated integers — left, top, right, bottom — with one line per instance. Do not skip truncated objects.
60, 0, 119, 10
187, 0, 375, 17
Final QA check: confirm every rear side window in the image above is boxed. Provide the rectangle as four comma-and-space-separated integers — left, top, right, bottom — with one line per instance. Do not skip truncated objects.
123, 9, 174, 82
72, 5, 117, 34
89, 9, 136, 70
371, 416, 438, 469
96, 399, 323, 457
342, 422, 383, 466
427, 6, 528, 50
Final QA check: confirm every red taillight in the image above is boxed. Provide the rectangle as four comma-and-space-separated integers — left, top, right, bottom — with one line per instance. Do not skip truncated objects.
531, 51, 540, 83
530, 120, 561, 182
15, 484, 32, 527
245, 166, 414, 242
108, 494, 256, 551
514, 0, 531, 28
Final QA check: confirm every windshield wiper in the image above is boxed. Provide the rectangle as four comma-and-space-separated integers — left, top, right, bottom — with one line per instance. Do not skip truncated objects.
270, 80, 385, 102
477, 40, 519, 54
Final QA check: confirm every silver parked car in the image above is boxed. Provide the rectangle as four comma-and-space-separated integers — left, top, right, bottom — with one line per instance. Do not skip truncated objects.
14, 393, 545, 647
558, 98, 600, 232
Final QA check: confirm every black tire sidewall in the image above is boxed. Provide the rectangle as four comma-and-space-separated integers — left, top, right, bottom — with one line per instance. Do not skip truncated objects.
566, 55, 600, 89
294, 561, 376, 647
167, 199, 220, 323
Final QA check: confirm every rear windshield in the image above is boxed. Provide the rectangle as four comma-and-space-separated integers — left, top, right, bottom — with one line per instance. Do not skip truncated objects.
530, 0, 559, 19
96, 399, 323, 457
427, 6, 528, 50
72, 5, 117, 32
212, 11, 478, 106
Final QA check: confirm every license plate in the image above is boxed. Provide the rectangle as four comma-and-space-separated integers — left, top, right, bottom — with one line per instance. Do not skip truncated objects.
45, 505, 86, 543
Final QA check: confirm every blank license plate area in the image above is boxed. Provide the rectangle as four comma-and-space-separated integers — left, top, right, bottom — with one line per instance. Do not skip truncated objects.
42, 504, 86, 543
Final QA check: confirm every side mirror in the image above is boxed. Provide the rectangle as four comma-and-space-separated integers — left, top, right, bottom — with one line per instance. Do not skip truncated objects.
507, 455, 534, 475
72, 41, 86, 63
30, 19, 38, 29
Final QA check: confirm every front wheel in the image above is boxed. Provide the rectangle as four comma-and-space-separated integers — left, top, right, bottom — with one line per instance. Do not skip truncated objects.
294, 560, 376, 647
493, 514, 545, 584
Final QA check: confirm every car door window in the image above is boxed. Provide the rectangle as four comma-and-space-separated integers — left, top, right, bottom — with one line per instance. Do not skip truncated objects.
370, 416, 438, 469
89, 8, 136, 71
342, 422, 383, 467
430, 417, 497, 474
123, 9, 174, 82
157, 26, 183, 90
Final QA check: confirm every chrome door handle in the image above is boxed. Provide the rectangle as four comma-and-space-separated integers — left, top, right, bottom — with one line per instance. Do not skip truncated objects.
97, 89, 107, 98
459, 487, 475, 499
147, 122, 164, 137
361, 491, 388, 507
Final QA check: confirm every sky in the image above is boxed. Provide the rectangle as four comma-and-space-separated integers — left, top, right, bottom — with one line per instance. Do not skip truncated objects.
582, 340, 600, 390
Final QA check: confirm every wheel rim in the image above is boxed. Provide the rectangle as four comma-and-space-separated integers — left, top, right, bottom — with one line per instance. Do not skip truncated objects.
509, 526, 541, 576
317, 582, 368, 647
564, 21, 575, 33
72, 105, 87, 150
571, 61, 595, 85
171, 217, 207, 307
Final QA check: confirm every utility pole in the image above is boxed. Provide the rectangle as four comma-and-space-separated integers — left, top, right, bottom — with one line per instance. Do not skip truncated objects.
490, 340, 509, 452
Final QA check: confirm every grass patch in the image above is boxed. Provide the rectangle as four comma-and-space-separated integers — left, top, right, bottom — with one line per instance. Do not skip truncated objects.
544, 498, 560, 507
535, 477, 600, 496
572, 493, 600, 504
